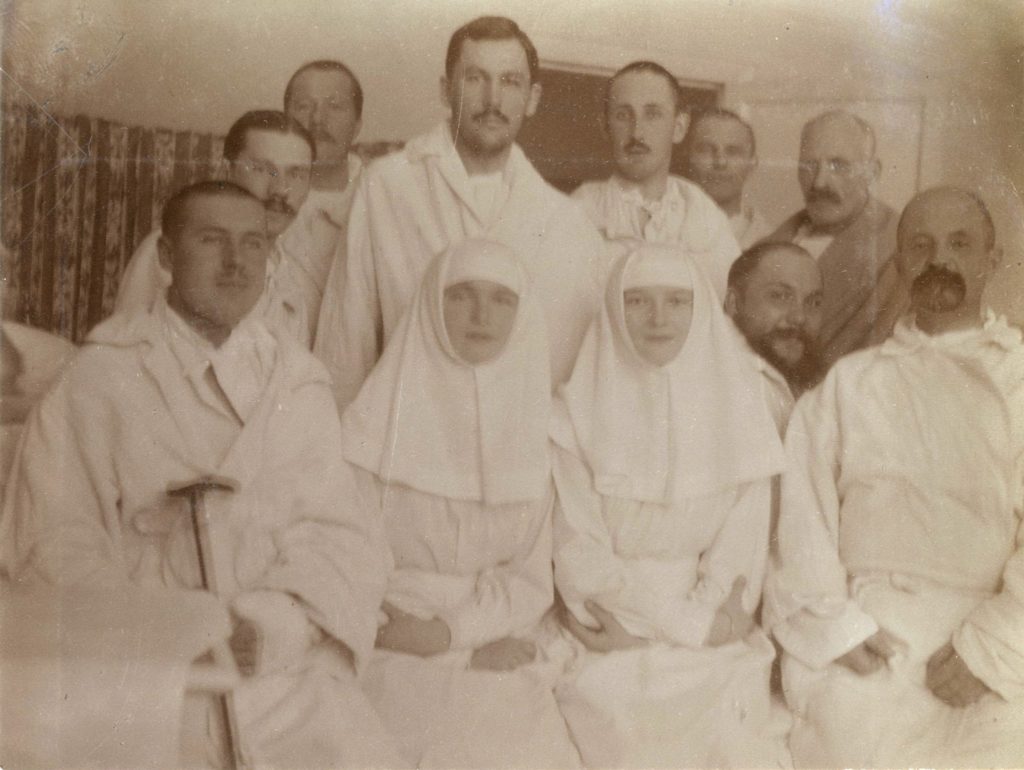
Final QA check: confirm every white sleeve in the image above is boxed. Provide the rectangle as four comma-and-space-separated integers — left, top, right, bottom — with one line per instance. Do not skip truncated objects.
765, 378, 878, 669
1, 357, 128, 586
434, 494, 555, 650
954, 510, 1024, 700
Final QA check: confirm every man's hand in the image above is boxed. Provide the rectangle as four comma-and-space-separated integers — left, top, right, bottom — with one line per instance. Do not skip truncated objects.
375, 602, 451, 657
926, 642, 991, 707
706, 577, 755, 647
470, 637, 537, 671
561, 599, 648, 653
835, 628, 900, 675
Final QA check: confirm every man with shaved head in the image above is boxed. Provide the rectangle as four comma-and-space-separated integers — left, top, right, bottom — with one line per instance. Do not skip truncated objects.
765, 110, 905, 369
767, 187, 1024, 767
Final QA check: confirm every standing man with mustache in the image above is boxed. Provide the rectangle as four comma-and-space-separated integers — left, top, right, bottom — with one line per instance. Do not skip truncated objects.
766, 186, 1024, 767
764, 110, 905, 369
573, 61, 740, 299
114, 111, 317, 346
315, 15, 605, 412
280, 60, 365, 328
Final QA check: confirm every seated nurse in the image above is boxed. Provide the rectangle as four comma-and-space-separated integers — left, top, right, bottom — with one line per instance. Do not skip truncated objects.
551, 243, 791, 768
340, 238, 580, 768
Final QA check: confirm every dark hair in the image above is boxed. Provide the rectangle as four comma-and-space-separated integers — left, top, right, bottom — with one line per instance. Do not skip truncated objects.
897, 186, 996, 251
728, 241, 814, 292
222, 110, 316, 164
603, 60, 682, 118
161, 180, 262, 240
284, 59, 364, 120
445, 16, 539, 84
682, 107, 757, 158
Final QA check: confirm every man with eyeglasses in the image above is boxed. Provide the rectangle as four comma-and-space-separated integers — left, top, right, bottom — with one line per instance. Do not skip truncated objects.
763, 110, 904, 368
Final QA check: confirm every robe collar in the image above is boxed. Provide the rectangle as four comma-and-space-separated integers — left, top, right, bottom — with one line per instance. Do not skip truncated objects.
404, 122, 521, 225
882, 310, 1022, 356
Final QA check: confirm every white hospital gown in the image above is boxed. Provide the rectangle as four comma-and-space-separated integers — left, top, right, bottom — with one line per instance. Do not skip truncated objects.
552, 443, 790, 768
766, 314, 1024, 768
1, 302, 401, 768
356, 469, 581, 769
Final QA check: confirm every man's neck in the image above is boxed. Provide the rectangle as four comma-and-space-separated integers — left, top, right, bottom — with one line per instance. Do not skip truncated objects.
716, 193, 743, 218
915, 303, 983, 337
310, 157, 350, 192
455, 141, 510, 176
618, 171, 669, 203
166, 289, 232, 348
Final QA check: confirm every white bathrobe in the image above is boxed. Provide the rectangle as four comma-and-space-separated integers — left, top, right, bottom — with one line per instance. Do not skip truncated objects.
573, 174, 740, 300
551, 245, 789, 768
1, 297, 401, 769
342, 240, 580, 768
313, 122, 606, 412
276, 153, 363, 332
766, 314, 1024, 768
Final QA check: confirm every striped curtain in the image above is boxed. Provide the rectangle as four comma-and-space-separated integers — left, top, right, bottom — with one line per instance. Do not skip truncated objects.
1, 100, 223, 342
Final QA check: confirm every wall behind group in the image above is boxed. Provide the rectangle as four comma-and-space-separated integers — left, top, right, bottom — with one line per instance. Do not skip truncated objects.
4, 0, 1023, 318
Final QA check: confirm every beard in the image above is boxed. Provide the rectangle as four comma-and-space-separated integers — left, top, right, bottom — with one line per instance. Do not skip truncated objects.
748, 328, 823, 393
910, 263, 967, 313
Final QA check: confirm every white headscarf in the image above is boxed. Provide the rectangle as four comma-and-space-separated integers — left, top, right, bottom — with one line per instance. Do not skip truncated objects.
341, 238, 551, 504
551, 244, 784, 503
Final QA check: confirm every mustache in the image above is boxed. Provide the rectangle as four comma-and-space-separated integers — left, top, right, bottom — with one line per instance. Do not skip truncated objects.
310, 127, 336, 142
807, 188, 841, 205
473, 108, 509, 124
263, 196, 297, 217
911, 263, 966, 312
624, 139, 650, 154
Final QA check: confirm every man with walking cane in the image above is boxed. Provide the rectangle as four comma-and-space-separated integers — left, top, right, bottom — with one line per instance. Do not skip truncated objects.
1, 180, 403, 768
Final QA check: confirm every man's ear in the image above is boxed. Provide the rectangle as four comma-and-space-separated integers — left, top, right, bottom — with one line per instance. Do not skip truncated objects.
525, 81, 542, 119
987, 245, 1003, 271
867, 157, 881, 183
157, 234, 174, 274
672, 111, 689, 145
724, 286, 739, 318
439, 76, 453, 111
215, 156, 232, 182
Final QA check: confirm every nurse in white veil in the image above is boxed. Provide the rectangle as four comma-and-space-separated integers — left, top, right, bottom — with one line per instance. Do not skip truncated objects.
551, 243, 790, 768
341, 238, 579, 768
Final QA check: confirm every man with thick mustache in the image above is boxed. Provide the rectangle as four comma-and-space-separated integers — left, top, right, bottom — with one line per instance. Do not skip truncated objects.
725, 241, 824, 434
573, 61, 740, 299
279, 60, 365, 328
766, 187, 1024, 767
314, 15, 604, 411
114, 111, 317, 346
764, 110, 905, 369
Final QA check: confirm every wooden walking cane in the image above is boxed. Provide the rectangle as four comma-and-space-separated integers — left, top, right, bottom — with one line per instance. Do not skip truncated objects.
168, 475, 247, 770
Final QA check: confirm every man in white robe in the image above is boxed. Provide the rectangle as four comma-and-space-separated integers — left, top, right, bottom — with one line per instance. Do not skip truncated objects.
724, 240, 824, 434
280, 59, 365, 326
766, 186, 1024, 767
1, 181, 401, 768
573, 61, 740, 299
681, 107, 773, 250
114, 111, 320, 346
313, 16, 605, 411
